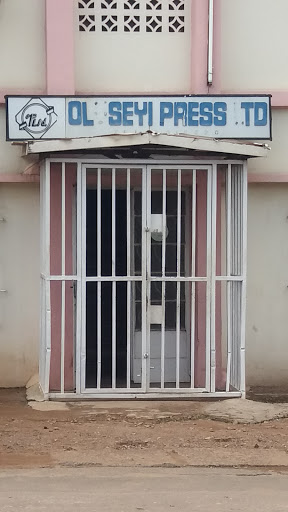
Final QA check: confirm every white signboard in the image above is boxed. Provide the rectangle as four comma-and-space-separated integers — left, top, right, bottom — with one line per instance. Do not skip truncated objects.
6, 95, 271, 141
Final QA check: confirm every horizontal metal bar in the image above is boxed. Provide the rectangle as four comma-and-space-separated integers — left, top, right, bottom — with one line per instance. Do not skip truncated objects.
48, 391, 242, 399
150, 276, 208, 282
215, 276, 244, 281
85, 276, 144, 282
48, 158, 244, 166
85, 164, 213, 170
45, 276, 79, 281
84, 276, 209, 282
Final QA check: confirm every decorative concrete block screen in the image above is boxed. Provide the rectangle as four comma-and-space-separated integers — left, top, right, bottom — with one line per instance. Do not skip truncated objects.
74, 0, 192, 93
78, 0, 186, 33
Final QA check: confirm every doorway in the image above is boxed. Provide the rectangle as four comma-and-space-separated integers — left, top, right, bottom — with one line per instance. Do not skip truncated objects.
82, 164, 209, 393
40, 158, 247, 398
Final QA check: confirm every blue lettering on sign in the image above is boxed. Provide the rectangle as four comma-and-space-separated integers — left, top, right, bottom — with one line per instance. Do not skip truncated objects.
241, 102, 254, 126
199, 102, 213, 126
148, 101, 153, 126
188, 102, 199, 126
174, 102, 187, 126
123, 102, 134, 126
105, 99, 269, 130
214, 102, 227, 126
82, 102, 94, 126
159, 101, 227, 127
109, 101, 153, 126
109, 102, 122, 125
68, 101, 82, 125
68, 101, 94, 126
160, 102, 173, 126
241, 102, 267, 127
254, 102, 268, 126
134, 102, 147, 126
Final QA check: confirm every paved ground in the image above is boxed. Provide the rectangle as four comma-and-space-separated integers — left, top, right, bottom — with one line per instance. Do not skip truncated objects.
1, 467, 288, 511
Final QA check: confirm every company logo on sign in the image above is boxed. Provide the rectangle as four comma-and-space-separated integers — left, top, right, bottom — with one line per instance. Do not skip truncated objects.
15, 98, 58, 139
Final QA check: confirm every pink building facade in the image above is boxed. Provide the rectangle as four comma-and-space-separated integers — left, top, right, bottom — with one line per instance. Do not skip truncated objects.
0, 0, 287, 398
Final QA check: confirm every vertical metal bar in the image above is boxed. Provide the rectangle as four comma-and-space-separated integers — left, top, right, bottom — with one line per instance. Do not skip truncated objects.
240, 162, 248, 397
236, 168, 241, 389
75, 162, 82, 394
231, 167, 236, 388
60, 163, 66, 394
190, 168, 196, 388
80, 166, 87, 392
97, 168, 102, 389
40, 162, 47, 391
176, 169, 181, 388
126, 168, 131, 389
226, 164, 232, 392
146, 166, 151, 389
161, 168, 166, 389
112, 168, 116, 278
44, 159, 51, 396
112, 168, 116, 389
210, 164, 217, 393
142, 167, 148, 391
205, 167, 212, 391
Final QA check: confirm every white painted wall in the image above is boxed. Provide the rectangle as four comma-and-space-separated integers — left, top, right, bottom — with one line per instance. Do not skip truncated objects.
0, 0, 46, 91
0, 107, 37, 175
0, 107, 40, 387
220, 0, 288, 91
246, 184, 288, 387
0, 184, 40, 387
248, 109, 288, 176
74, 1, 192, 94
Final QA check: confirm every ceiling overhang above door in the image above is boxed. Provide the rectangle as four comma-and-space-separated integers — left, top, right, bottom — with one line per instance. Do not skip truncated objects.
23, 133, 269, 158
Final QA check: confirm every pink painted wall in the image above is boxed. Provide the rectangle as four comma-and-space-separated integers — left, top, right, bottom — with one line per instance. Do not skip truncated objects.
49, 163, 76, 392
194, 172, 207, 388
191, 0, 209, 93
194, 169, 223, 390
46, 0, 75, 95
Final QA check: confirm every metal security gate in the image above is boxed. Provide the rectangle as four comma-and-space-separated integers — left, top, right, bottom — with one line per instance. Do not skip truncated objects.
40, 158, 247, 399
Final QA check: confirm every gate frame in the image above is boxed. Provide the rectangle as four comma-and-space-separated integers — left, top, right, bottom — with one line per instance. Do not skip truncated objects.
40, 157, 247, 400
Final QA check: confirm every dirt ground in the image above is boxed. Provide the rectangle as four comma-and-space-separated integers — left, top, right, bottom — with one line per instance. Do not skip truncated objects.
2, 389, 288, 470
